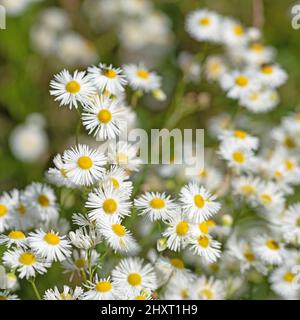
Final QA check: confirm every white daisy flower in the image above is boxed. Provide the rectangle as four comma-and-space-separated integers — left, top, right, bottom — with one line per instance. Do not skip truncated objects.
178, 51, 201, 83
28, 229, 71, 262
270, 265, 299, 300
257, 63, 288, 88
101, 165, 133, 196
88, 63, 127, 95
134, 192, 177, 221
0, 291, 19, 300
222, 18, 248, 47
162, 211, 191, 251
44, 286, 83, 300
123, 63, 161, 92
0, 230, 27, 248
232, 175, 261, 202
47, 154, 76, 188
189, 165, 223, 192
192, 276, 225, 300
68, 228, 98, 250
97, 216, 139, 253
86, 183, 132, 222
62, 249, 100, 281
50, 69, 95, 109
188, 234, 221, 264
218, 129, 259, 150
252, 235, 284, 265
204, 55, 227, 81
0, 192, 14, 232
164, 275, 194, 300
218, 140, 254, 171
112, 258, 157, 295
82, 95, 127, 141
22, 182, 58, 223
3, 248, 50, 279
179, 182, 221, 223
190, 219, 217, 238
82, 276, 117, 300
243, 42, 275, 65
63, 144, 106, 186
108, 141, 142, 172
281, 203, 300, 243
185, 9, 221, 43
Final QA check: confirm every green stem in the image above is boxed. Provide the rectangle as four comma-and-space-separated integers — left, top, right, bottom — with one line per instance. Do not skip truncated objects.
29, 279, 41, 300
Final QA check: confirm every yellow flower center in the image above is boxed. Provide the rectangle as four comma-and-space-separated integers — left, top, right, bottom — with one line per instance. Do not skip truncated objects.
261, 65, 273, 74
135, 295, 146, 300
77, 156, 93, 170
66, 80, 81, 94
296, 217, 300, 227
266, 239, 279, 250
194, 194, 205, 208
234, 130, 247, 139
8, 230, 25, 240
198, 169, 208, 178
244, 249, 255, 262
284, 137, 296, 149
285, 159, 295, 171
150, 198, 165, 209
232, 151, 245, 164
127, 273, 142, 286
199, 221, 209, 234
201, 288, 214, 300
117, 153, 128, 164
96, 281, 112, 292
103, 68, 117, 79
198, 17, 211, 26
241, 185, 255, 194
0, 204, 8, 217
137, 69, 149, 79
250, 42, 264, 52
75, 258, 87, 269
38, 195, 50, 207
176, 221, 189, 236
97, 109, 112, 124
295, 113, 300, 122
170, 258, 184, 269
260, 194, 272, 205
102, 198, 117, 214
44, 232, 60, 245
0, 296, 7, 300
198, 235, 209, 248
233, 24, 245, 36
17, 204, 26, 215
235, 75, 249, 87
181, 288, 189, 299
209, 63, 220, 75
274, 170, 283, 178
60, 293, 72, 300
111, 178, 120, 188
19, 252, 36, 265
283, 272, 295, 283
112, 223, 126, 237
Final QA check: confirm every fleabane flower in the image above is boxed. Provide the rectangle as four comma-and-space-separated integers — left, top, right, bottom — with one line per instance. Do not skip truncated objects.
88, 63, 127, 95
82, 95, 127, 140
123, 63, 161, 92
97, 217, 139, 253
222, 18, 248, 47
0, 192, 14, 232
179, 182, 221, 223
63, 144, 106, 186
44, 286, 83, 300
50, 69, 95, 109
28, 229, 71, 262
134, 192, 178, 221
218, 129, 259, 151
112, 258, 157, 295
86, 183, 131, 222
257, 63, 288, 88
0, 230, 27, 248
192, 276, 225, 300
3, 248, 50, 279
82, 276, 117, 300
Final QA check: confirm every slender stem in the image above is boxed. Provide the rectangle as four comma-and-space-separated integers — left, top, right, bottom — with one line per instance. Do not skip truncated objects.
75, 108, 81, 145
29, 279, 41, 300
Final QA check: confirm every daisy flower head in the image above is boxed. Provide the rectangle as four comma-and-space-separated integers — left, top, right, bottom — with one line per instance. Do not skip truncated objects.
232, 175, 261, 202
112, 257, 157, 295
82, 95, 127, 141
190, 219, 217, 238
22, 182, 58, 223
188, 234, 221, 264
97, 216, 139, 254
218, 140, 254, 172
47, 154, 76, 188
68, 227, 98, 250
50, 69, 95, 109
0, 192, 14, 232
82, 276, 117, 300
108, 141, 142, 172
270, 265, 299, 300
164, 276, 194, 300
185, 9, 221, 43
44, 286, 83, 300
28, 229, 71, 262
3, 248, 50, 279
101, 165, 133, 196
86, 183, 132, 222
0, 230, 27, 248
0, 291, 19, 300
134, 192, 178, 221
243, 41, 275, 65
123, 63, 161, 92
162, 211, 191, 251
189, 165, 223, 192
204, 55, 227, 82
179, 182, 221, 223
281, 203, 300, 244
63, 144, 106, 186
218, 129, 259, 151
222, 18, 248, 47
87, 63, 127, 95
252, 235, 284, 265
257, 63, 288, 88
192, 276, 225, 300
